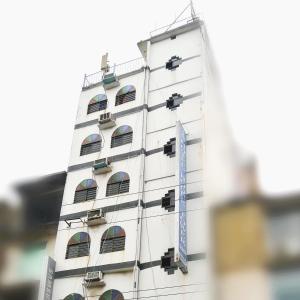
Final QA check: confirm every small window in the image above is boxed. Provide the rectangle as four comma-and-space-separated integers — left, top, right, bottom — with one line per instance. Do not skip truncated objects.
115, 85, 136, 106
80, 134, 101, 156
166, 56, 182, 70
100, 226, 126, 254
87, 94, 107, 114
66, 232, 90, 259
166, 93, 183, 110
163, 138, 176, 157
99, 289, 124, 300
64, 294, 84, 300
74, 179, 97, 203
106, 172, 130, 197
111, 125, 133, 148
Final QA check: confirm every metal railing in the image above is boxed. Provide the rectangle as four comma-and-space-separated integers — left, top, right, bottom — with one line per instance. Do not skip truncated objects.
83, 57, 145, 89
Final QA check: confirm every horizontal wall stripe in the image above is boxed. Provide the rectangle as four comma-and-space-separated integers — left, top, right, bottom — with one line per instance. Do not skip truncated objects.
68, 138, 200, 172
150, 54, 201, 73
74, 92, 201, 130
147, 91, 201, 112
60, 192, 202, 222
54, 252, 205, 278
139, 252, 205, 270
60, 200, 140, 221
55, 260, 136, 278
82, 67, 145, 91
149, 75, 202, 93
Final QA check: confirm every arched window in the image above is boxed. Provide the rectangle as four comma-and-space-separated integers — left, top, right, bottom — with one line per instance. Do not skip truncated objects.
100, 226, 126, 254
66, 232, 90, 259
64, 294, 84, 300
106, 172, 130, 197
115, 85, 136, 106
80, 134, 101, 156
87, 94, 107, 114
111, 125, 133, 148
74, 179, 97, 203
99, 290, 124, 300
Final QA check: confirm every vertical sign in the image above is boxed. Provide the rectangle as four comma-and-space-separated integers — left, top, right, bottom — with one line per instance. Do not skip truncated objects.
176, 121, 188, 273
38, 256, 56, 300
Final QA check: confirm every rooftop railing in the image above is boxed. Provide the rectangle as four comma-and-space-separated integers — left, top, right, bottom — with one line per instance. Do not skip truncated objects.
82, 57, 145, 89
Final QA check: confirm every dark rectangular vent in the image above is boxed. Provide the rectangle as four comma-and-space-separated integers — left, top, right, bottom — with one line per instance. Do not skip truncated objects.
163, 138, 176, 157
161, 248, 178, 274
166, 93, 183, 110
161, 190, 175, 212
166, 56, 182, 70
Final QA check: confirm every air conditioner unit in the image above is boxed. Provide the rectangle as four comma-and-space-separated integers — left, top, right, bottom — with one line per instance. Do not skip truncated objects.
93, 158, 112, 175
86, 209, 106, 226
98, 112, 116, 129
84, 271, 105, 287
102, 72, 120, 89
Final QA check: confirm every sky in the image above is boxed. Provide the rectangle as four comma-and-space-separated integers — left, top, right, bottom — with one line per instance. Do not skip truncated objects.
0, 0, 299, 196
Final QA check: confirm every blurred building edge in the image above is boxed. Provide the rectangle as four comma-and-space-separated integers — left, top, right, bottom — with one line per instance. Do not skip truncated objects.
213, 192, 300, 300
0, 171, 66, 300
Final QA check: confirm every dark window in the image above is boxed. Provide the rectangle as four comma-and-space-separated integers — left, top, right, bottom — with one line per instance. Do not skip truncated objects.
80, 141, 101, 156
115, 85, 136, 106
100, 236, 126, 253
74, 179, 97, 203
161, 190, 175, 212
74, 187, 97, 203
66, 232, 90, 259
64, 294, 84, 300
66, 242, 90, 259
100, 226, 126, 254
106, 180, 129, 197
87, 100, 107, 114
161, 248, 178, 274
163, 138, 176, 157
80, 134, 102, 156
111, 125, 133, 148
106, 172, 130, 197
99, 290, 124, 300
166, 93, 183, 110
166, 56, 182, 70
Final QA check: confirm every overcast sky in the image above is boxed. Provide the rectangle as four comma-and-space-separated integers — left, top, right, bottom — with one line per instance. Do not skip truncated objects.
0, 0, 299, 196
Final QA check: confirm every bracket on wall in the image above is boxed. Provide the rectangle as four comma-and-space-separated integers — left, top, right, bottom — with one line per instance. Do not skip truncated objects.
64, 217, 84, 228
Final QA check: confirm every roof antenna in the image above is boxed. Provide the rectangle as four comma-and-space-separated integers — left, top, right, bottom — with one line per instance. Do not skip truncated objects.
190, 0, 197, 20
164, 2, 195, 33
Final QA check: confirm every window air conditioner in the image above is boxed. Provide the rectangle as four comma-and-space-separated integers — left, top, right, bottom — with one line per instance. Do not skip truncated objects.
102, 72, 120, 89
86, 209, 107, 226
93, 158, 112, 175
84, 271, 105, 287
98, 112, 116, 129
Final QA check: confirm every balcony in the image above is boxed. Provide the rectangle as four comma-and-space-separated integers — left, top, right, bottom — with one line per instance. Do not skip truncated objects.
82, 57, 145, 90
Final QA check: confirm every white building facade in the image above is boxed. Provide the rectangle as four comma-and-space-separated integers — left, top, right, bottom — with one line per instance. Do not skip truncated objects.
52, 18, 237, 300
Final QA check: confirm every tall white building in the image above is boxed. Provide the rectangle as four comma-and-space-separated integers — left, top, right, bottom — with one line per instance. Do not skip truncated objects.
52, 16, 238, 300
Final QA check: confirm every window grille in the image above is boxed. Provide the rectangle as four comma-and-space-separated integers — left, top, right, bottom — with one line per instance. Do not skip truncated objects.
74, 179, 97, 203
111, 125, 133, 148
80, 134, 101, 156
100, 226, 126, 254
87, 100, 107, 114
106, 180, 129, 197
115, 85, 136, 106
66, 232, 90, 259
99, 290, 124, 300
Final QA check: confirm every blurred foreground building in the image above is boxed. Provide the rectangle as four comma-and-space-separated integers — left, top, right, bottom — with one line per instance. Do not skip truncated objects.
214, 192, 300, 300
0, 172, 66, 300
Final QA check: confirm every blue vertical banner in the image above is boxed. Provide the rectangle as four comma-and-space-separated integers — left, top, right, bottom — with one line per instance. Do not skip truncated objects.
176, 121, 188, 273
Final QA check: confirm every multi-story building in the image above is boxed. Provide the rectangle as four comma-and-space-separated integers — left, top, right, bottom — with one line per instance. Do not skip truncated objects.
52, 15, 240, 300
0, 171, 66, 300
